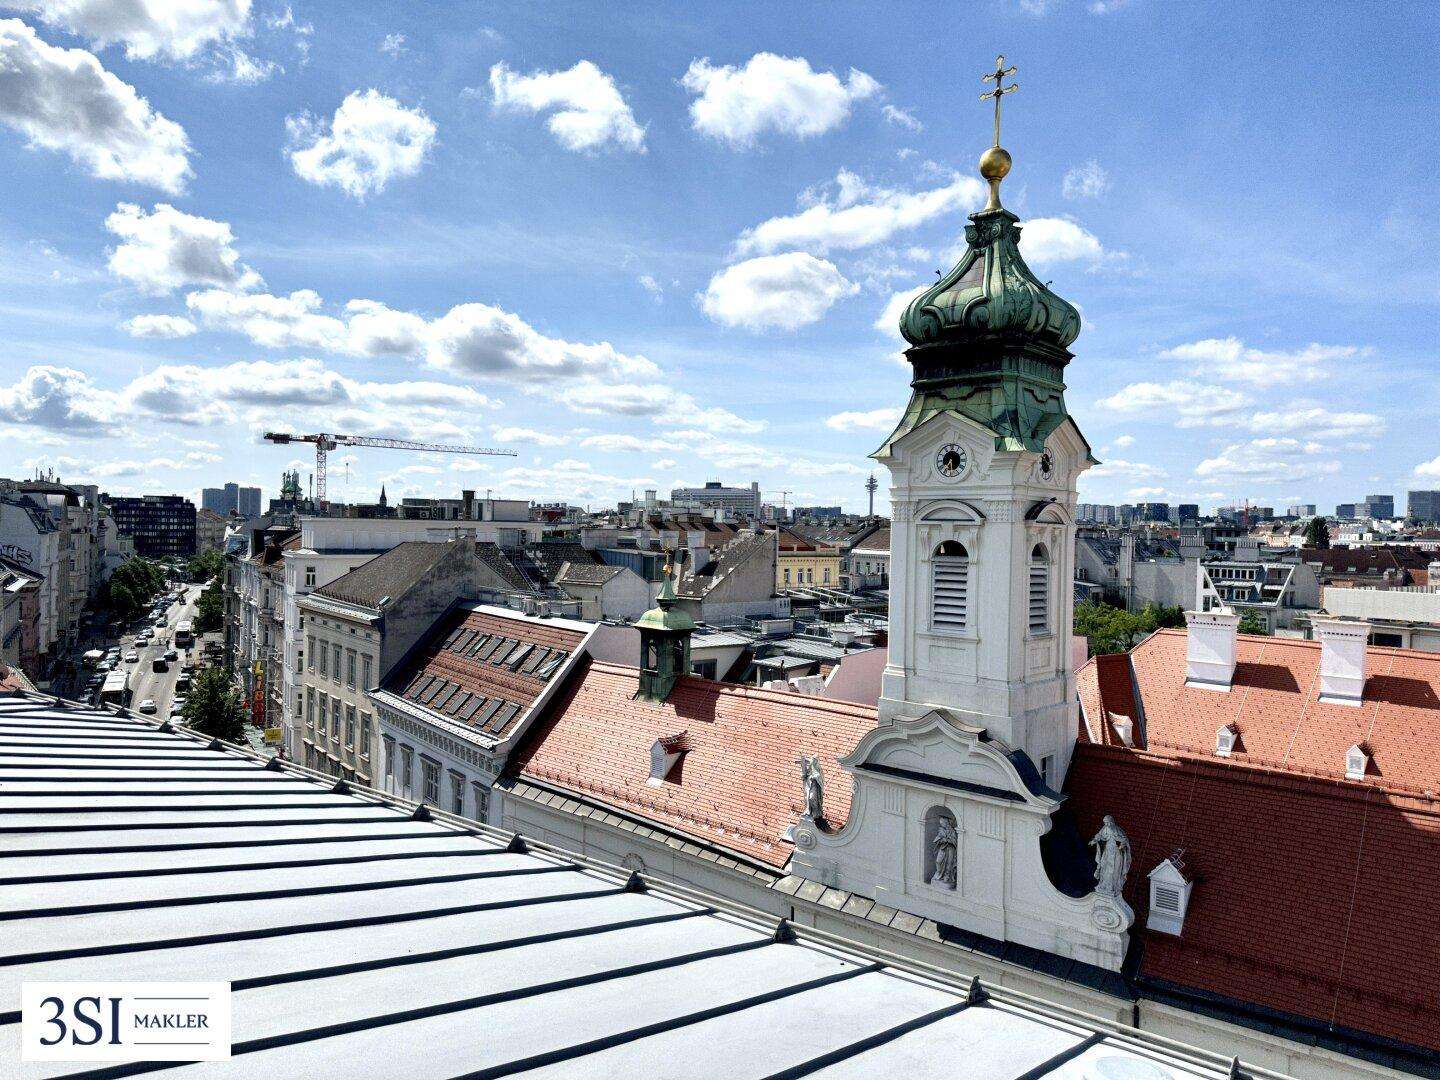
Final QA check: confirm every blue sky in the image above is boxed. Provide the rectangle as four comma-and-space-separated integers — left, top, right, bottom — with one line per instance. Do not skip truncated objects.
1, 1, 1437, 515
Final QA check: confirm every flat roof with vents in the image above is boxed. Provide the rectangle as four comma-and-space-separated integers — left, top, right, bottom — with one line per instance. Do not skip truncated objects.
0, 692, 1263, 1079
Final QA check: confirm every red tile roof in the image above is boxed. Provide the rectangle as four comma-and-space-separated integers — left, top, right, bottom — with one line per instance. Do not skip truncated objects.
510, 659, 878, 867
381, 607, 585, 742
1071, 629, 1440, 1053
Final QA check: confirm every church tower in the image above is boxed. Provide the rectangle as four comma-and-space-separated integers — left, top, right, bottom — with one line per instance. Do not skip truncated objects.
873, 56, 1091, 788
789, 58, 1129, 973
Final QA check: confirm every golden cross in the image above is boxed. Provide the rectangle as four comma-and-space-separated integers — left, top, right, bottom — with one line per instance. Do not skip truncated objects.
980, 55, 1018, 147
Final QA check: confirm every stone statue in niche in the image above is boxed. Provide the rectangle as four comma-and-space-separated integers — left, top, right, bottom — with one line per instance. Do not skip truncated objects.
932, 814, 958, 888
797, 755, 824, 821
1089, 814, 1131, 898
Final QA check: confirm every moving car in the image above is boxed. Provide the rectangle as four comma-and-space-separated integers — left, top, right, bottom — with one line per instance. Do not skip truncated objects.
164, 649, 179, 662
124, 651, 139, 663
136, 699, 157, 714
151, 658, 168, 673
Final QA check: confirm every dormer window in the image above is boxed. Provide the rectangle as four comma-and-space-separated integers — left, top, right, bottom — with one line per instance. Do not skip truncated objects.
1028, 543, 1050, 634
1147, 854, 1193, 936
1345, 743, 1369, 781
1215, 723, 1237, 757
1108, 713, 1134, 747
931, 541, 969, 631
648, 732, 689, 787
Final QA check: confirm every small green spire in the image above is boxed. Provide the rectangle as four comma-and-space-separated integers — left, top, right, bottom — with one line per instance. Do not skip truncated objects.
635, 557, 695, 702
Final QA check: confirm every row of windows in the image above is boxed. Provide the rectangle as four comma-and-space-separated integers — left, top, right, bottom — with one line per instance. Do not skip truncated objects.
782, 567, 831, 586
929, 541, 1051, 635
305, 635, 373, 690
381, 735, 490, 820
304, 688, 372, 759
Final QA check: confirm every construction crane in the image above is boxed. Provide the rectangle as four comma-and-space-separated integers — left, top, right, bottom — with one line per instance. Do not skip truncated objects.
263, 432, 517, 509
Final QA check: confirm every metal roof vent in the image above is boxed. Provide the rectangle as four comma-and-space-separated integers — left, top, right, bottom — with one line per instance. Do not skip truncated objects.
1215, 723, 1238, 758
1147, 853, 1193, 937
1345, 743, 1370, 781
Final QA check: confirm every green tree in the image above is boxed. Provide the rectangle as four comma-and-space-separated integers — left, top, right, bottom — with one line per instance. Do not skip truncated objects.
187, 549, 226, 582
1303, 516, 1331, 550
183, 667, 245, 742
1074, 600, 1142, 656
194, 580, 225, 634
1237, 611, 1270, 636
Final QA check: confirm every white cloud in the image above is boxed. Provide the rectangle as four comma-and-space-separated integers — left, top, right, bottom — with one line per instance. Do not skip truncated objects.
875, 286, 925, 341
122, 313, 196, 338
489, 60, 645, 153
185, 288, 345, 350
638, 274, 663, 302
492, 425, 565, 446
825, 406, 901, 432
735, 169, 982, 256
700, 252, 856, 331
881, 104, 922, 132
379, 32, 405, 56
1247, 406, 1384, 441
0, 19, 192, 192
1086, 458, 1166, 480
1094, 380, 1250, 428
561, 384, 763, 435
106, 202, 260, 294
682, 53, 878, 147
424, 302, 658, 383
1158, 337, 1366, 387
653, 458, 677, 470
1415, 455, 1440, 480
1111, 434, 1135, 448
1195, 438, 1341, 484
286, 89, 436, 199
1019, 217, 1109, 267
0, 364, 119, 433
6, 0, 252, 62
1061, 159, 1109, 199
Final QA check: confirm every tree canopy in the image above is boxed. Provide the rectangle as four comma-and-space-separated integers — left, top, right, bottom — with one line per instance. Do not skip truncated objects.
98, 558, 165, 621
1303, 516, 1331, 550
182, 667, 245, 742
1074, 600, 1186, 656
187, 549, 226, 582
194, 580, 225, 634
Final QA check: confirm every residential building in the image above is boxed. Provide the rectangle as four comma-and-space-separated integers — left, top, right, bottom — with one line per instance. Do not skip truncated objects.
669, 480, 761, 517
1303, 545, 1421, 589
1408, 489, 1440, 522
775, 526, 842, 591
1075, 503, 1118, 524
0, 556, 42, 675
195, 508, 229, 554
676, 531, 787, 622
227, 526, 297, 731
105, 494, 196, 557
0, 493, 60, 663
848, 526, 890, 588
1293, 580, 1440, 651
370, 603, 593, 817
10, 481, 98, 650
1197, 537, 1322, 632
553, 561, 649, 621
1287, 503, 1318, 517
292, 539, 479, 778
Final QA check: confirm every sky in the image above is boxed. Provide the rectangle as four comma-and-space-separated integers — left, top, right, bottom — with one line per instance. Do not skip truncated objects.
0, 1, 1437, 516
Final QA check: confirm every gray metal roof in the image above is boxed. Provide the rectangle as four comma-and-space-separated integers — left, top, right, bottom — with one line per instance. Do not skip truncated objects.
0, 692, 1258, 1079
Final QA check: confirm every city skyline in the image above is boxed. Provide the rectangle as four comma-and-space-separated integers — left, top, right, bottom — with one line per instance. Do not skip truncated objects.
1, 3, 1437, 512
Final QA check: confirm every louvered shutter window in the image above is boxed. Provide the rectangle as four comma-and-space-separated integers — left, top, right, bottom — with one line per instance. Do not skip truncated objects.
932, 541, 969, 631
1028, 545, 1049, 633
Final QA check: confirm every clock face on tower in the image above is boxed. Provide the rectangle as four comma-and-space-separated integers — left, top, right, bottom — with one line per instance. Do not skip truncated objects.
936, 444, 968, 478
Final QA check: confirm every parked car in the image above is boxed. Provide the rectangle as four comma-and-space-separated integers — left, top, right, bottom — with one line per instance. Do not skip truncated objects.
170, 698, 186, 716
136, 699, 157, 714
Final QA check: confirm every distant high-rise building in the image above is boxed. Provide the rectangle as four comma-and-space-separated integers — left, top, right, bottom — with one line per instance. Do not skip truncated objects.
670, 481, 761, 517
1335, 503, 1357, 519
1177, 504, 1200, 523
1408, 490, 1440, 522
105, 494, 196, 557
201, 482, 262, 518
1287, 504, 1317, 518
1138, 501, 1170, 523
1363, 494, 1394, 520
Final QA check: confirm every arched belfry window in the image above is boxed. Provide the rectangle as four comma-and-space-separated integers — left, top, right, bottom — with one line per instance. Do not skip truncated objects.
931, 540, 969, 631
1028, 543, 1050, 634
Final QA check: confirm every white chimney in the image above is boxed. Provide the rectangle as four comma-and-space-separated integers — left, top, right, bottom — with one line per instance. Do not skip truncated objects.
1184, 610, 1240, 691
1313, 617, 1370, 707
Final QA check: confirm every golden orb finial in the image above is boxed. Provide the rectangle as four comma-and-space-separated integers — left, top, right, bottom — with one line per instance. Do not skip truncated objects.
979, 55, 1018, 211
